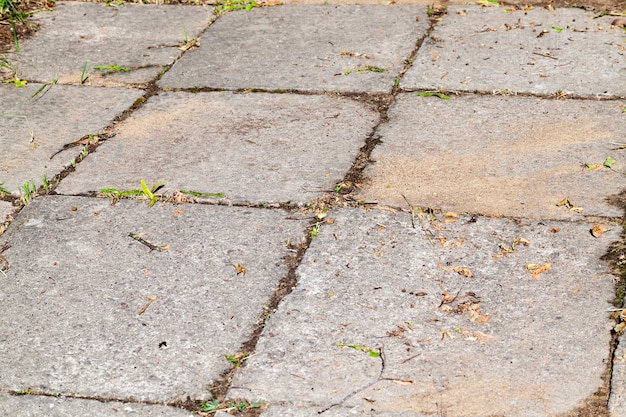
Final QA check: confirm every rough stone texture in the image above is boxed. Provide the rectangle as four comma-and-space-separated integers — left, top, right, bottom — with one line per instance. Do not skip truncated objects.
0, 393, 193, 416
159, 5, 428, 93
55, 91, 379, 205
0, 83, 142, 194
229, 208, 617, 415
13, 2, 211, 86
258, 406, 431, 416
402, 7, 626, 97
0, 201, 14, 223
357, 94, 625, 220
0, 196, 308, 402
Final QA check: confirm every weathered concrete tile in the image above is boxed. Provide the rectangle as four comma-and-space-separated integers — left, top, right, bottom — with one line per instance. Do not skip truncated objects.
0, 196, 307, 402
55, 91, 379, 205
229, 207, 617, 415
402, 6, 625, 96
13, 2, 211, 86
0, 393, 193, 416
0, 201, 14, 223
0, 83, 142, 194
159, 5, 427, 93
258, 405, 426, 416
357, 94, 625, 219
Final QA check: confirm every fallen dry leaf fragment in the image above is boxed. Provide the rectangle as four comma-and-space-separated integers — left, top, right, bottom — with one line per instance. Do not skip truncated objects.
232, 263, 247, 276
530, 262, 551, 279
556, 197, 583, 213
591, 225, 607, 238
138, 295, 158, 315
453, 266, 473, 278
441, 291, 455, 304
392, 379, 415, 385
556, 197, 573, 209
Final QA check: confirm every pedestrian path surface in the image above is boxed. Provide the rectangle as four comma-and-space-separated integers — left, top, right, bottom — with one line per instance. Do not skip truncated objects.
0, 1, 625, 416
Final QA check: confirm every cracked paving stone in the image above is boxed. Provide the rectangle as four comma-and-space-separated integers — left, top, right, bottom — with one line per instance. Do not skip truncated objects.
159, 5, 428, 93
0, 195, 308, 402
0, 392, 193, 416
402, 7, 625, 97
55, 91, 379, 205
0, 83, 142, 194
12, 2, 211, 86
228, 208, 618, 416
356, 94, 626, 220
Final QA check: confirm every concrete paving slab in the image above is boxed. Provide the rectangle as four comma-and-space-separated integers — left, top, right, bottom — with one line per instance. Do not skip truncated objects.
159, 5, 428, 93
55, 91, 379, 205
401, 6, 626, 97
0, 195, 308, 402
229, 207, 617, 415
13, 2, 211, 86
357, 93, 626, 220
0, 83, 142, 194
0, 392, 193, 416
0, 201, 14, 223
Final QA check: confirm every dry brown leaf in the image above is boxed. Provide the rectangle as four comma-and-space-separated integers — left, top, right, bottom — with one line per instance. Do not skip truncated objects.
476, 315, 491, 323
453, 266, 473, 278
173, 209, 184, 216
326, 218, 335, 224
531, 262, 551, 279
138, 295, 158, 315
591, 225, 607, 238
441, 291, 454, 303
392, 379, 415, 385
439, 237, 450, 248
556, 197, 573, 208
453, 239, 465, 247
232, 263, 247, 276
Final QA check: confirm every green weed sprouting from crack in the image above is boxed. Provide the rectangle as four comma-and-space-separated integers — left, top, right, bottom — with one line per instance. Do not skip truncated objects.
2, 74, 26, 87
20, 179, 36, 205
416, 91, 451, 100
99, 179, 164, 207
80, 61, 89, 85
41, 175, 52, 194
310, 223, 320, 239
0, 183, 10, 196
31, 76, 57, 98
357, 66, 385, 73
337, 341, 381, 357
1, 0, 31, 21
213, 0, 258, 15
224, 352, 249, 368
93, 65, 131, 72
199, 399, 262, 414
179, 189, 225, 198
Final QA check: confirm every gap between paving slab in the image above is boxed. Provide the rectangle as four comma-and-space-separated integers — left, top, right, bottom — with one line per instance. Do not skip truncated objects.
228, 207, 619, 416
401, 6, 626, 97
0, 392, 194, 417
0, 195, 309, 404
11, 1, 212, 86
159, 5, 429, 93
54, 91, 381, 206
357, 93, 626, 220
